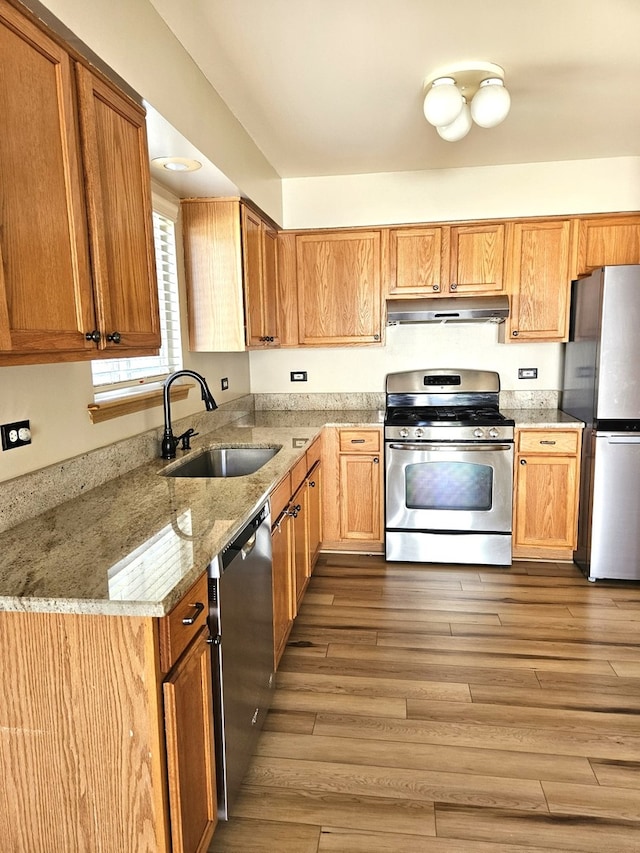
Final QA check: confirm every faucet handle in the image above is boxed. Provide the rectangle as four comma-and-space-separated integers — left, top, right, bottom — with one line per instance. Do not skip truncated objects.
178, 428, 198, 451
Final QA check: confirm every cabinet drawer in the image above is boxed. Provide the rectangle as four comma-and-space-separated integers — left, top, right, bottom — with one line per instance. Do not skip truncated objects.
517, 430, 579, 455
270, 472, 292, 521
159, 572, 209, 672
339, 429, 381, 453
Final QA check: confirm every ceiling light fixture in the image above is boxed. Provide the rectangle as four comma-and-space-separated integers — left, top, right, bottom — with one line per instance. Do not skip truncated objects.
151, 156, 203, 172
423, 62, 511, 142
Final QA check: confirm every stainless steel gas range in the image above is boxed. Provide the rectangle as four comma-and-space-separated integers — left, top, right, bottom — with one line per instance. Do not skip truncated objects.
384, 368, 515, 566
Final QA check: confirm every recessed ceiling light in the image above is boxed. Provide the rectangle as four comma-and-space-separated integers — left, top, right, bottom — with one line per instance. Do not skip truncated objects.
151, 157, 202, 172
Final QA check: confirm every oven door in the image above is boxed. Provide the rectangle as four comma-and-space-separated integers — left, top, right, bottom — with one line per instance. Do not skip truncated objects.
385, 441, 514, 534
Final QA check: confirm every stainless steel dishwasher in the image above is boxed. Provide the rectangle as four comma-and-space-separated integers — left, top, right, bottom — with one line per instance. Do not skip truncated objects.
208, 501, 274, 819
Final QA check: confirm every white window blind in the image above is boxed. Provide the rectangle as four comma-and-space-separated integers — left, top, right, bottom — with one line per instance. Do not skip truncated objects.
91, 205, 183, 392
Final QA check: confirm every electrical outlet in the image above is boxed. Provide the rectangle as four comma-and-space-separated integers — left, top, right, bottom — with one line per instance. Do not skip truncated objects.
290, 371, 308, 382
1, 420, 32, 450
518, 368, 538, 379
221, 377, 229, 391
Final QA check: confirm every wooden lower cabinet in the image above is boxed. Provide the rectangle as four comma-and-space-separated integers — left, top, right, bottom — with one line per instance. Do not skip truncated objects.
0, 572, 216, 853
163, 627, 217, 853
323, 427, 383, 552
513, 429, 582, 560
270, 436, 323, 669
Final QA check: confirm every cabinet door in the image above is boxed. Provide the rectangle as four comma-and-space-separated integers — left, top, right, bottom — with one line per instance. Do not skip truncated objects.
339, 454, 382, 541
514, 454, 579, 551
296, 231, 382, 344
0, 1, 94, 357
576, 215, 640, 274
163, 627, 217, 853
386, 226, 445, 295
292, 483, 310, 610
243, 206, 279, 347
307, 461, 322, 570
271, 512, 294, 668
450, 223, 505, 295
75, 65, 160, 354
505, 219, 575, 342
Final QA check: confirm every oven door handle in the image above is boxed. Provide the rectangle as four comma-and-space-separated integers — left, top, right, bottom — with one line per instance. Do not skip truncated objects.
387, 442, 513, 452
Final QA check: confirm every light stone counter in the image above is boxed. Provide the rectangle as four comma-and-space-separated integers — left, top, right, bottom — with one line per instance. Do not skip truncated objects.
0, 411, 381, 617
503, 409, 584, 429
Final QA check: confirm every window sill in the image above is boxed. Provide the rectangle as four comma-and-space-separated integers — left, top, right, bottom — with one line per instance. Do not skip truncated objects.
87, 383, 194, 424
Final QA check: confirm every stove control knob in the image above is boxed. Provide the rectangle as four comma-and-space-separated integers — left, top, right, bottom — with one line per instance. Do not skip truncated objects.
400, 428, 409, 438
473, 428, 485, 438
488, 427, 500, 438
414, 428, 424, 438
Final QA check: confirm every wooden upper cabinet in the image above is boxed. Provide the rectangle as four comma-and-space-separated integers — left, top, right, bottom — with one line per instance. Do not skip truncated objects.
576, 214, 640, 275
0, 0, 94, 357
450, 222, 505, 294
385, 226, 445, 295
296, 230, 382, 345
504, 219, 576, 343
0, 0, 160, 365
182, 198, 279, 352
242, 205, 279, 347
75, 65, 160, 354
182, 199, 245, 352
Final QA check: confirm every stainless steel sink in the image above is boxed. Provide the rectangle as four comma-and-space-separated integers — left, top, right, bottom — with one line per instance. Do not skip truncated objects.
162, 445, 280, 478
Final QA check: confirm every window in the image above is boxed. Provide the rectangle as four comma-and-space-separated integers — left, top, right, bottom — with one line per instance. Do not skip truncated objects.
91, 197, 183, 396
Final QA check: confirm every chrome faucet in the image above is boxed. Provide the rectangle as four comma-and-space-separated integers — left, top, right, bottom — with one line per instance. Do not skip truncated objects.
161, 370, 218, 459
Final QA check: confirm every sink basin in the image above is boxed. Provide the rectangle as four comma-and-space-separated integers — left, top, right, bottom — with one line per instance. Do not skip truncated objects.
163, 445, 280, 478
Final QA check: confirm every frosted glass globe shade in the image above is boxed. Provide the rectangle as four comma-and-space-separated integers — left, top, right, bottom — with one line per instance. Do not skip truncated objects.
470, 78, 511, 128
423, 77, 464, 127
437, 102, 472, 141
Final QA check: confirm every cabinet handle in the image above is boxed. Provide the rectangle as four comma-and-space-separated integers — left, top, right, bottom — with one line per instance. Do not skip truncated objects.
351, 438, 366, 443
512, 330, 519, 337
520, 459, 527, 465
85, 329, 101, 343
182, 601, 204, 625
373, 456, 380, 464
107, 331, 122, 344
539, 440, 556, 445
450, 282, 458, 291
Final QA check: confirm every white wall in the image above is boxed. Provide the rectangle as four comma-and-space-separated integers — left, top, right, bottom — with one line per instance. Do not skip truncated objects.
281, 156, 640, 229
30, 0, 283, 223
250, 156, 640, 396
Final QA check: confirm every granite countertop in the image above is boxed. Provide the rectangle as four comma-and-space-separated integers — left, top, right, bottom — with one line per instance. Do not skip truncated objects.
503, 408, 584, 429
0, 410, 381, 618
0, 405, 580, 618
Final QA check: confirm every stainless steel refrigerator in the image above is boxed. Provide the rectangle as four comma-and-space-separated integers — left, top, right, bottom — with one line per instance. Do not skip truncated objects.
562, 265, 640, 581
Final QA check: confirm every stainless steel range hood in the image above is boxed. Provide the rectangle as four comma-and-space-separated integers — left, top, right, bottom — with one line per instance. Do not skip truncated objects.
386, 295, 509, 325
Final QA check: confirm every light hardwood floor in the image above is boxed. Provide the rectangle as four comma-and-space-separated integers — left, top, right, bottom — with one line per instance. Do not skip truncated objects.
209, 554, 640, 852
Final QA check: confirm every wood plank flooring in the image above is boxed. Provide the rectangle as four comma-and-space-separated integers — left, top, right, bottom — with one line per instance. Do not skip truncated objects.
209, 554, 640, 852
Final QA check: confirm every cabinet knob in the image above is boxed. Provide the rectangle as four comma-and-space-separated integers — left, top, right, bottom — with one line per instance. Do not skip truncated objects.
520, 459, 527, 465
450, 282, 458, 291
512, 330, 519, 337
309, 480, 316, 488
85, 329, 101, 343
107, 331, 122, 344
373, 456, 380, 464
432, 284, 440, 292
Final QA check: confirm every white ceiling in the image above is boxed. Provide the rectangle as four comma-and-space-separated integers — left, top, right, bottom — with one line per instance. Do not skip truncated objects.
147, 0, 640, 185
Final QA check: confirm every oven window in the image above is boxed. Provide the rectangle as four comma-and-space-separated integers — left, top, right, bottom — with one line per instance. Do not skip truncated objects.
405, 461, 493, 511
